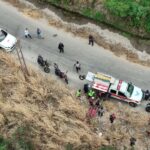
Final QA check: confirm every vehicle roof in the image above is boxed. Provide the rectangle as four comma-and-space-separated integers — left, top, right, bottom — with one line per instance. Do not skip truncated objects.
110, 79, 128, 93
92, 72, 114, 92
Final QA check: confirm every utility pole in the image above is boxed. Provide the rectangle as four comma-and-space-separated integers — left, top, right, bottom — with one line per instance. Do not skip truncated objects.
16, 40, 29, 80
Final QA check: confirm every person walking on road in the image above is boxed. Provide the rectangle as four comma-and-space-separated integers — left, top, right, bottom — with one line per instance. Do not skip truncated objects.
37, 28, 42, 39
58, 42, 64, 53
24, 28, 32, 39
74, 61, 81, 73
89, 35, 94, 46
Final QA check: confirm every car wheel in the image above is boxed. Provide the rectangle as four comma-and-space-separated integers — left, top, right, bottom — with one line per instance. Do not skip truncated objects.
129, 102, 137, 107
146, 106, 150, 112
79, 75, 85, 80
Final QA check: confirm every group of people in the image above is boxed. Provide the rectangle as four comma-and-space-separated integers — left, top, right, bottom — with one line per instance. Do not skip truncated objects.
76, 86, 115, 121
76, 87, 140, 148
24, 28, 95, 75
24, 28, 43, 39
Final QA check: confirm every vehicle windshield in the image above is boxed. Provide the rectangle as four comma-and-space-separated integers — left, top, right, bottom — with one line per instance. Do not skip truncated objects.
127, 83, 134, 97
0, 30, 7, 42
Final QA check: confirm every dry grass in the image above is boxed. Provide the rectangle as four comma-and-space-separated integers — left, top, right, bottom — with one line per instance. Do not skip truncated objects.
0, 52, 107, 149
0, 52, 150, 150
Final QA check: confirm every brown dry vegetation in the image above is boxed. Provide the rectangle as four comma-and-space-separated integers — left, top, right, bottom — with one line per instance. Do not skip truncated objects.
0, 52, 106, 149
0, 52, 150, 150
4, 0, 150, 67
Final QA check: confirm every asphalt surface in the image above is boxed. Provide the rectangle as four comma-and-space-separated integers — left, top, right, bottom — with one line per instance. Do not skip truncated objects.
0, 0, 150, 93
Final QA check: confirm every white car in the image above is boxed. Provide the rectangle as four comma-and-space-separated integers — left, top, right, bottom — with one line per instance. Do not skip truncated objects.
0, 28, 17, 52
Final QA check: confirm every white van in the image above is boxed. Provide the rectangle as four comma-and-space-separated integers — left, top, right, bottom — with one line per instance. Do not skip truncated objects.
0, 28, 17, 52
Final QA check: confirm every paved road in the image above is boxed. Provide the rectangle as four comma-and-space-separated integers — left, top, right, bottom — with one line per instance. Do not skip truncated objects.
0, 0, 150, 92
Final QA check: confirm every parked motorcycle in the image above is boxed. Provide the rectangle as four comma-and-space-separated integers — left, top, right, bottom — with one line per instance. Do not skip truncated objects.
37, 55, 50, 73
54, 63, 68, 84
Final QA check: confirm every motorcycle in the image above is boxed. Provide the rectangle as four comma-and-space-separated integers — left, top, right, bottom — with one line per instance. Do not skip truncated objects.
54, 63, 68, 84
37, 55, 50, 73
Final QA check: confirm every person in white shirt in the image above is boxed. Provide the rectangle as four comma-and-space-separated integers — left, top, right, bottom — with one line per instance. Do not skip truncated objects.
24, 28, 32, 39
74, 61, 81, 73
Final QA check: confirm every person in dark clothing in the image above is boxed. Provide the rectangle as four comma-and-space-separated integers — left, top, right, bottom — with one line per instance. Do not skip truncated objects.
109, 113, 116, 124
95, 100, 100, 107
37, 28, 42, 39
130, 137, 136, 147
84, 84, 89, 93
89, 97, 95, 107
145, 90, 150, 100
89, 35, 94, 46
98, 106, 104, 117
58, 42, 64, 53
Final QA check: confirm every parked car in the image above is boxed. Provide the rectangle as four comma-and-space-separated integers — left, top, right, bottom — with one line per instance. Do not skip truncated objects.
0, 28, 17, 52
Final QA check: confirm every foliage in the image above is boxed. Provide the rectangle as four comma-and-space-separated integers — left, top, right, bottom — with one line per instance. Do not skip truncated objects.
82, 8, 105, 21
104, 0, 150, 32
11, 125, 34, 150
65, 143, 73, 150
0, 125, 34, 150
0, 136, 8, 150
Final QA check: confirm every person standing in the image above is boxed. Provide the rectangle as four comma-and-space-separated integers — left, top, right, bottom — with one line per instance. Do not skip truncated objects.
74, 61, 81, 73
24, 28, 32, 39
76, 89, 81, 98
37, 28, 41, 39
109, 113, 116, 124
130, 137, 136, 147
89, 35, 94, 46
58, 42, 64, 53
98, 106, 104, 117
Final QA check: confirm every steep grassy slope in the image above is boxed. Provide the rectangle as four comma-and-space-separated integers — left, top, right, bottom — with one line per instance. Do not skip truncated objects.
0, 52, 105, 150
0, 52, 150, 150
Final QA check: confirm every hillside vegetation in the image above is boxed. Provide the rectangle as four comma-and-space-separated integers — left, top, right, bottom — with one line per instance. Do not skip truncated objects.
0, 52, 150, 150
36, 0, 150, 38
0, 52, 104, 150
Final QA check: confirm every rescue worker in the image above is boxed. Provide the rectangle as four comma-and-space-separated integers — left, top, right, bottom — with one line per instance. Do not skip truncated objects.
109, 113, 116, 124
74, 61, 81, 73
88, 89, 95, 98
130, 137, 136, 147
76, 89, 81, 98
89, 35, 94, 46
58, 42, 64, 53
